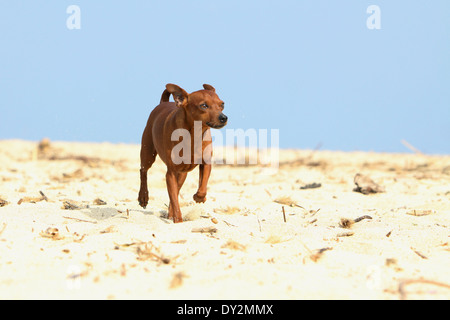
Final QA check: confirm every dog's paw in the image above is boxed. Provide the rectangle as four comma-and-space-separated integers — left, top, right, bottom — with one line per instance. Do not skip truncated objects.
138, 200, 148, 209
193, 193, 206, 203
138, 191, 149, 209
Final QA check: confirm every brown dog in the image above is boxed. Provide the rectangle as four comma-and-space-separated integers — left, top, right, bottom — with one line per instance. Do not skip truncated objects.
138, 84, 227, 223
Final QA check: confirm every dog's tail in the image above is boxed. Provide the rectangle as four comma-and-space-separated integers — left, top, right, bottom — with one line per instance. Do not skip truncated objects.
160, 89, 171, 103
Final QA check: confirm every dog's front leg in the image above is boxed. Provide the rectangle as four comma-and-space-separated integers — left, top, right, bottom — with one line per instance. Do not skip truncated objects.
193, 164, 211, 203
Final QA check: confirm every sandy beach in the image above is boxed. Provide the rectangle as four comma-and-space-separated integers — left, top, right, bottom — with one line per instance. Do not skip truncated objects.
0, 139, 449, 300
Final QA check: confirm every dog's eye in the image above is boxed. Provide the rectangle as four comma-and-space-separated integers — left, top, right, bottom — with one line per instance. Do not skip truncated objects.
200, 103, 209, 109
220, 103, 225, 109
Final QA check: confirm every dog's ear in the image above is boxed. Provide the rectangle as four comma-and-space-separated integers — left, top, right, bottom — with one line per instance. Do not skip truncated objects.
166, 84, 189, 107
203, 84, 215, 92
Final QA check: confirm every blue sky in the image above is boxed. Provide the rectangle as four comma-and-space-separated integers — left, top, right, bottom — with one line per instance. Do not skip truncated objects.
0, 1, 449, 154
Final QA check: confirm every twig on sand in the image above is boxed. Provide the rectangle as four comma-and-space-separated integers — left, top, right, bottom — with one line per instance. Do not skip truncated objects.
339, 215, 372, 228
191, 226, 217, 234
300, 240, 333, 263
256, 214, 262, 232
274, 196, 305, 209
401, 139, 423, 155
300, 182, 322, 190
223, 220, 237, 227
0, 198, 8, 207
398, 279, 450, 300
63, 216, 97, 224
354, 215, 373, 223
309, 247, 333, 262
336, 231, 355, 237
39, 191, 48, 201
282, 206, 287, 223
17, 191, 49, 204
0, 223, 7, 236
406, 209, 434, 216
411, 247, 428, 259
61, 200, 84, 210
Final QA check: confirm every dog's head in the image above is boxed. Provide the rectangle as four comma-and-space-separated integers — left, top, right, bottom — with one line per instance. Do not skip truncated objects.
165, 83, 228, 129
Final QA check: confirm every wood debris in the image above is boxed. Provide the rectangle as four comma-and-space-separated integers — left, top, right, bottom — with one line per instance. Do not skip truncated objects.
39, 227, 64, 240
170, 272, 187, 289
63, 216, 97, 224
398, 279, 450, 300
39, 191, 48, 201
274, 196, 305, 208
18, 191, 48, 204
99, 225, 116, 234
353, 173, 385, 195
339, 215, 372, 228
61, 200, 89, 210
300, 182, 322, 190
62, 169, 84, 179
191, 226, 217, 234
406, 209, 434, 216
310, 247, 333, 262
93, 198, 107, 205
221, 240, 246, 251
411, 247, 428, 259
0, 198, 8, 207
171, 239, 187, 244
0, 223, 6, 236
336, 231, 355, 237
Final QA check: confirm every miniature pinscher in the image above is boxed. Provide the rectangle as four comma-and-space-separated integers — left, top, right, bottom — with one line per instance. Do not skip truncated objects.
138, 84, 227, 223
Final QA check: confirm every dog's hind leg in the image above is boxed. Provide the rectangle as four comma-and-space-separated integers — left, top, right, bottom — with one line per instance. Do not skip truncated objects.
138, 129, 157, 209
165, 170, 184, 223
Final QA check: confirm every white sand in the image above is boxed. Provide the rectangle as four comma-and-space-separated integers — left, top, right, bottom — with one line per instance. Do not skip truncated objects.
0, 139, 449, 299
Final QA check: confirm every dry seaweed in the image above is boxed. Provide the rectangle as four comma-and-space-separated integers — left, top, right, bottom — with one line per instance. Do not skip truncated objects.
136, 242, 170, 264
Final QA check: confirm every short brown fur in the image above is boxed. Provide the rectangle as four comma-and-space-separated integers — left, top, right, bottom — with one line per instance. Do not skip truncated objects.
138, 84, 227, 223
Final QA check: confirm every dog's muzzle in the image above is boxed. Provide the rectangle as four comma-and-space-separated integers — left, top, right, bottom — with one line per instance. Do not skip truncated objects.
218, 113, 228, 124
206, 113, 228, 129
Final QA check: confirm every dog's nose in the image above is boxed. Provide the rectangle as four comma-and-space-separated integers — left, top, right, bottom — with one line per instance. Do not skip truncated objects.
219, 113, 228, 124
